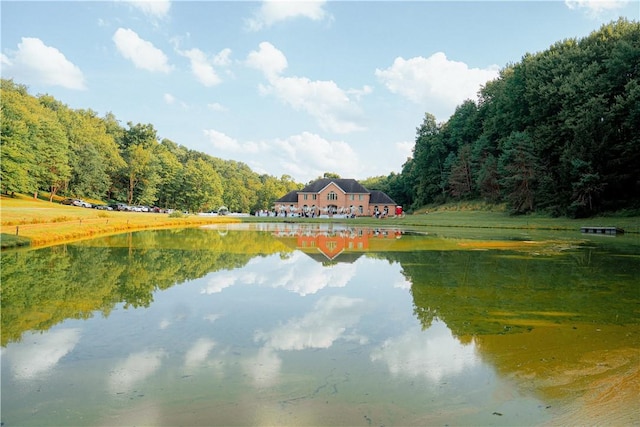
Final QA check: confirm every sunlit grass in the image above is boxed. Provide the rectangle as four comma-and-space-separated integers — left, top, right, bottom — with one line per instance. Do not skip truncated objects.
1, 194, 240, 248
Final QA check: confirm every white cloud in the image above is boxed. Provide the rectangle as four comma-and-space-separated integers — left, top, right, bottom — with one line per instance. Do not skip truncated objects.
199, 252, 355, 296
255, 295, 366, 351
376, 52, 499, 121
1, 37, 86, 90
565, 0, 629, 17
266, 251, 356, 296
204, 129, 248, 153
163, 92, 188, 108
202, 129, 363, 183
213, 48, 233, 67
246, 41, 288, 79
179, 47, 223, 87
271, 132, 362, 179
371, 320, 480, 383
270, 76, 367, 133
125, 0, 171, 19
246, 0, 329, 31
108, 350, 166, 393
246, 42, 368, 133
113, 28, 172, 73
4, 329, 81, 380
184, 338, 216, 368
207, 102, 228, 112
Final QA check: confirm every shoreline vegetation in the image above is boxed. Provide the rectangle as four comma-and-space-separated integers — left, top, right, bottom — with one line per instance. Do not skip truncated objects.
2, 194, 639, 250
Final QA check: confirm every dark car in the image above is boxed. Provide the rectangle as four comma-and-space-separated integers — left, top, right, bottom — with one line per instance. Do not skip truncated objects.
109, 203, 130, 211
93, 204, 112, 210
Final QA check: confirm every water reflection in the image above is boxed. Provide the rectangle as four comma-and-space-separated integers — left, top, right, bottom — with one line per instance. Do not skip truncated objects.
4, 328, 81, 381
108, 349, 167, 394
371, 320, 480, 383
1, 224, 638, 426
200, 252, 357, 296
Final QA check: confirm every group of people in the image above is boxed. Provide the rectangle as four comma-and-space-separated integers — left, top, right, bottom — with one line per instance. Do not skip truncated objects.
373, 206, 389, 219
257, 205, 402, 219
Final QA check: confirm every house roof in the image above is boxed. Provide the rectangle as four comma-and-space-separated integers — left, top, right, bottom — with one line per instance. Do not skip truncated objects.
369, 190, 396, 205
274, 190, 299, 203
300, 178, 369, 194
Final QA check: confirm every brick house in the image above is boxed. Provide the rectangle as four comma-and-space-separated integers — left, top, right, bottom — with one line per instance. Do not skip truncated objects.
273, 178, 397, 217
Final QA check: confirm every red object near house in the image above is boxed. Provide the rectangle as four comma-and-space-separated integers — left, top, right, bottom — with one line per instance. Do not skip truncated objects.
395, 206, 403, 216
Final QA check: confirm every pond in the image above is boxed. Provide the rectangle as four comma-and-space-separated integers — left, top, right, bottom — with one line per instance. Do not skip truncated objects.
1, 223, 639, 426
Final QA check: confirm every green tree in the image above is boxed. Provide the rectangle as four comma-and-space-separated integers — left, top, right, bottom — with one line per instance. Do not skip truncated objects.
154, 139, 184, 209
38, 97, 126, 199
182, 158, 223, 212
119, 123, 161, 205
34, 116, 71, 201
448, 144, 474, 199
498, 131, 538, 213
0, 80, 38, 194
411, 113, 446, 207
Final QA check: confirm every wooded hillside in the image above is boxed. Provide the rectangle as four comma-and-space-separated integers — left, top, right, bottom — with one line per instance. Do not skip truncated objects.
1, 79, 301, 212
378, 19, 639, 217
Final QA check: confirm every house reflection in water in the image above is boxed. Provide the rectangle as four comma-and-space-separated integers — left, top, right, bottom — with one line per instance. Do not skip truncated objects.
271, 225, 403, 263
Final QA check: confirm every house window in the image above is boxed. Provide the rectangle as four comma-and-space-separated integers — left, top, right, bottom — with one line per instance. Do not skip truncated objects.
304, 194, 308, 200
350, 194, 354, 201
359, 195, 363, 201
327, 191, 337, 201
312, 194, 317, 200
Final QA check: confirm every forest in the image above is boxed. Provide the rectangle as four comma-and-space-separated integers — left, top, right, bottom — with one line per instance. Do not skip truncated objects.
1, 79, 301, 213
1, 19, 638, 216
368, 18, 639, 217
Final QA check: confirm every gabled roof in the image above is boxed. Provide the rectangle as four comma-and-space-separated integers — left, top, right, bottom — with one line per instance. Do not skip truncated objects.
369, 190, 396, 205
274, 190, 299, 203
300, 178, 369, 194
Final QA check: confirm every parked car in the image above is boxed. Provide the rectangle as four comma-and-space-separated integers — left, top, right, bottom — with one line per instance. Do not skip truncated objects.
93, 204, 112, 210
109, 203, 130, 211
61, 198, 91, 208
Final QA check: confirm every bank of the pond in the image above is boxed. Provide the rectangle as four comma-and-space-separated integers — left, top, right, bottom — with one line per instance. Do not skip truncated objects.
0, 196, 241, 249
2, 195, 639, 249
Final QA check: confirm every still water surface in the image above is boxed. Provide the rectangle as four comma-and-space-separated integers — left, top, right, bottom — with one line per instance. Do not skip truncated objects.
2, 223, 638, 426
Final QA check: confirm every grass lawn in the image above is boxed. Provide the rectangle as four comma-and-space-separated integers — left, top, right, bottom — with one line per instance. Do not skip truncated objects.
0, 194, 240, 249
2, 194, 639, 249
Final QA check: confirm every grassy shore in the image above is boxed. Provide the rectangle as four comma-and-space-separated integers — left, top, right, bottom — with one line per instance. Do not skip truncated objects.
0, 195, 240, 249
2, 194, 639, 249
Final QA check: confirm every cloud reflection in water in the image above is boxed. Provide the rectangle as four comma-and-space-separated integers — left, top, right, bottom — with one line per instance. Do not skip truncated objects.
201, 252, 356, 296
4, 328, 81, 380
371, 319, 480, 383
108, 350, 167, 393
244, 295, 367, 387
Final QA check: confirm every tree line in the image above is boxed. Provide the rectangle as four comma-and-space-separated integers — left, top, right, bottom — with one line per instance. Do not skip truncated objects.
369, 19, 639, 217
1, 79, 301, 213
2, 19, 638, 216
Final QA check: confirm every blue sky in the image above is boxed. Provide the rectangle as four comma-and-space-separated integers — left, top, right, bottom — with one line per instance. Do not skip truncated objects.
2, 1, 638, 183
